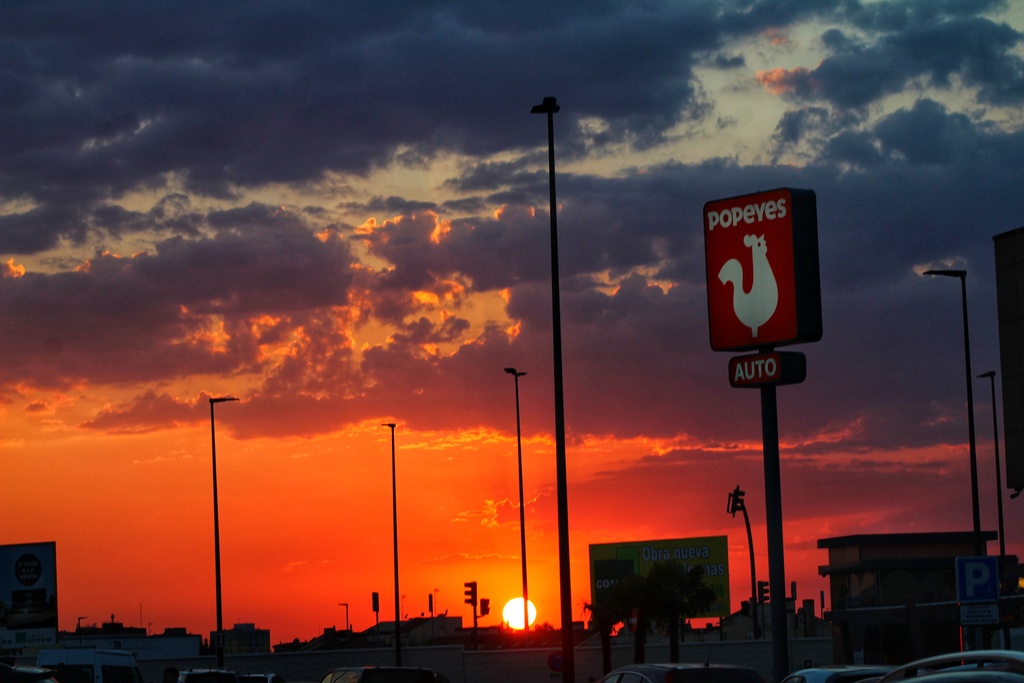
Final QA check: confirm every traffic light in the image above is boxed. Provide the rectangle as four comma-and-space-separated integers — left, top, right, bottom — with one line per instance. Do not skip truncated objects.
372, 591, 379, 613
464, 581, 477, 608
757, 580, 769, 604
727, 485, 745, 516
480, 598, 490, 617
428, 593, 433, 614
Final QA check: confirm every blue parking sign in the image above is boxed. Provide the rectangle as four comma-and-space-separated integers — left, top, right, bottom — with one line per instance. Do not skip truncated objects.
955, 556, 999, 603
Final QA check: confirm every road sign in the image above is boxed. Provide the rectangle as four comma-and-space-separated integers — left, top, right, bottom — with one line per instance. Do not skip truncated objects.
956, 556, 999, 603
960, 603, 1000, 625
703, 188, 822, 352
728, 351, 806, 388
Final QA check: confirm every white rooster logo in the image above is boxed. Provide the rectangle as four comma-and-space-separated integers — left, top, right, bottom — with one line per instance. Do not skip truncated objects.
717, 234, 778, 337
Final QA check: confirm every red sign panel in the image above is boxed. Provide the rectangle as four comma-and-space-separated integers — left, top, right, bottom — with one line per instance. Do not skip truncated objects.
728, 351, 807, 388
704, 188, 821, 351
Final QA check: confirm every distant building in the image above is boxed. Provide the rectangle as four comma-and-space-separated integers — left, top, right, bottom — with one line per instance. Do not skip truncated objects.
58, 619, 201, 660
219, 623, 270, 654
817, 530, 1018, 665
994, 226, 1024, 492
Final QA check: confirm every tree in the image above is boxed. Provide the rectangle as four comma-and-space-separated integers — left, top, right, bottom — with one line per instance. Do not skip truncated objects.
583, 573, 647, 672
644, 561, 718, 662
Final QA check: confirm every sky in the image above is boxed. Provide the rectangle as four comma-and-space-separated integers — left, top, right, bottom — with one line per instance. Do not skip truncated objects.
3, 0, 1024, 646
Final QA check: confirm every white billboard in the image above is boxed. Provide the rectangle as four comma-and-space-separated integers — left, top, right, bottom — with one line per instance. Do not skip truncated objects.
0, 542, 57, 651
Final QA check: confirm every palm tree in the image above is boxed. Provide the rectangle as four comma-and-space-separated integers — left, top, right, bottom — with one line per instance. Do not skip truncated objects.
583, 572, 648, 671
645, 561, 718, 662
581, 599, 617, 674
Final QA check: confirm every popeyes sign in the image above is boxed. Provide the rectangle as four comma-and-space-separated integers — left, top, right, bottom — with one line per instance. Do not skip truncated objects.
703, 188, 822, 352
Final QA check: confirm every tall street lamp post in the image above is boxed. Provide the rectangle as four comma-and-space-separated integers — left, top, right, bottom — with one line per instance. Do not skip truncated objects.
338, 602, 350, 631
531, 95, 574, 683
978, 371, 1007, 556
504, 367, 530, 633
382, 422, 401, 666
209, 396, 239, 668
924, 269, 982, 556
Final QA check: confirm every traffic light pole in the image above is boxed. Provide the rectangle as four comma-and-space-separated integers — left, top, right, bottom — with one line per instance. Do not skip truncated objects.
728, 486, 760, 640
465, 581, 478, 649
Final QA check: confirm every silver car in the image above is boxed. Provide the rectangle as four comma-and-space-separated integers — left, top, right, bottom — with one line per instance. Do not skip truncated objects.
781, 666, 894, 683
596, 663, 766, 683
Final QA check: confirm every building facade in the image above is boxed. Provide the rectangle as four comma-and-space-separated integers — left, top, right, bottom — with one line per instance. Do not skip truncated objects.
817, 531, 1015, 665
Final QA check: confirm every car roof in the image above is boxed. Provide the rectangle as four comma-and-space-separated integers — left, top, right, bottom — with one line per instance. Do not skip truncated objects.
782, 666, 894, 681
878, 650, 1024, 682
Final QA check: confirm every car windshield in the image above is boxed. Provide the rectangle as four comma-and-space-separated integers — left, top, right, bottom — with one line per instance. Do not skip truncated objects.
183, 673, 238, 683
360, 671, 436, 683
668, 670, 764, 683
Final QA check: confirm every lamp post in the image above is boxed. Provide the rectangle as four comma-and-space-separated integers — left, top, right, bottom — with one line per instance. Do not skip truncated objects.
531, 95, 574, 683
924, 269, 982, 555
338, 602, 350, 631
978, 371, 1006, 556
209, 396, 239, 668
382, 422, 401, 666
77, 616, 87, 644
504, 367, 530, 633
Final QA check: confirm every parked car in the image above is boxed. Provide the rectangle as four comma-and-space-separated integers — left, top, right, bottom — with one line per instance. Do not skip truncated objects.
177, 670, 240, 683
0, 663, 59, 683
318, 667, 450, 683
596, 662, 766, 683
870, 650, 1024, 682
781, 666, 894, 683
36, 649, 143, 683
238, 675, 285, 683
886, 672, 1024, 683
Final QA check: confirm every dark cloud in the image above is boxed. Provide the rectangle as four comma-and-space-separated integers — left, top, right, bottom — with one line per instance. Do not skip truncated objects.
0, 206, 356, 387
764, 5, 1024, 110
0, 0, 1021, 461
1, 0, 831, 252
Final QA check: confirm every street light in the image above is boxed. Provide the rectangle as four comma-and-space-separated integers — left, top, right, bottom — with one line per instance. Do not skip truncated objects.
531, 95, 574, 683
382, 422, 401, 666
338, 602, 350, 631
978, 371, 1006, 557
504, 367, 530, 633
924, 269, 982, 555
209, 396, 239, 668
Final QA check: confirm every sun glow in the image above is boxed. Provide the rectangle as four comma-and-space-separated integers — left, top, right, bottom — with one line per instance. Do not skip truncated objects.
501, 598, 537, 630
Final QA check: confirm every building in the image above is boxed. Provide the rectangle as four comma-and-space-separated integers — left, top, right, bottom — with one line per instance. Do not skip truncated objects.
220, 623, 271, 654
817, 530, 1019, 665
58, 620, 201, 660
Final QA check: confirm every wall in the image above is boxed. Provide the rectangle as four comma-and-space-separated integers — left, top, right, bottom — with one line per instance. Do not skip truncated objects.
136, 638, 833, 683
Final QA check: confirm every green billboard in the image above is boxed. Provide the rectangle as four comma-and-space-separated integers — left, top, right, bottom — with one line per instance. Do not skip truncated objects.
589, 535, 730, 618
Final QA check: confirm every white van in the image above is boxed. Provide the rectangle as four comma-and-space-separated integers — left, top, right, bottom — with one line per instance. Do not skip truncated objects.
35, 648, 144, 683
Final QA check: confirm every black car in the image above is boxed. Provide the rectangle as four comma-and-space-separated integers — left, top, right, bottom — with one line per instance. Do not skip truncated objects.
319, 667, 450, 683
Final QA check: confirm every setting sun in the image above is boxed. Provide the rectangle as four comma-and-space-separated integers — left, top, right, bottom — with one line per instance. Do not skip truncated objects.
501, 597, 537, 630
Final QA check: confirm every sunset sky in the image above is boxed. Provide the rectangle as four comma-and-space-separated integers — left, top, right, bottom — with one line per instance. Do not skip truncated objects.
4, 0, 1024, 646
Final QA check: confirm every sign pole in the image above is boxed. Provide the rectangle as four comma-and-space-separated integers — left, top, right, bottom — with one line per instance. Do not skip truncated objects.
761, 378, 789, 680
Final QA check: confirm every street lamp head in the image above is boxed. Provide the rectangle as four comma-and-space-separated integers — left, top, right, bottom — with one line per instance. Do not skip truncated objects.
504, 367, 527, 377
978, 370, 996, 379
382, 422, 396, 429
210, 396, 239, 405
530, 97, 559, 114
924, 269, 966, 279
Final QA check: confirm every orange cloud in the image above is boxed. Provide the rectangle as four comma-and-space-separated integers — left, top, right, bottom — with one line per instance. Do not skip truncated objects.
3, 258, 25, 278
756, 67, 804, 95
